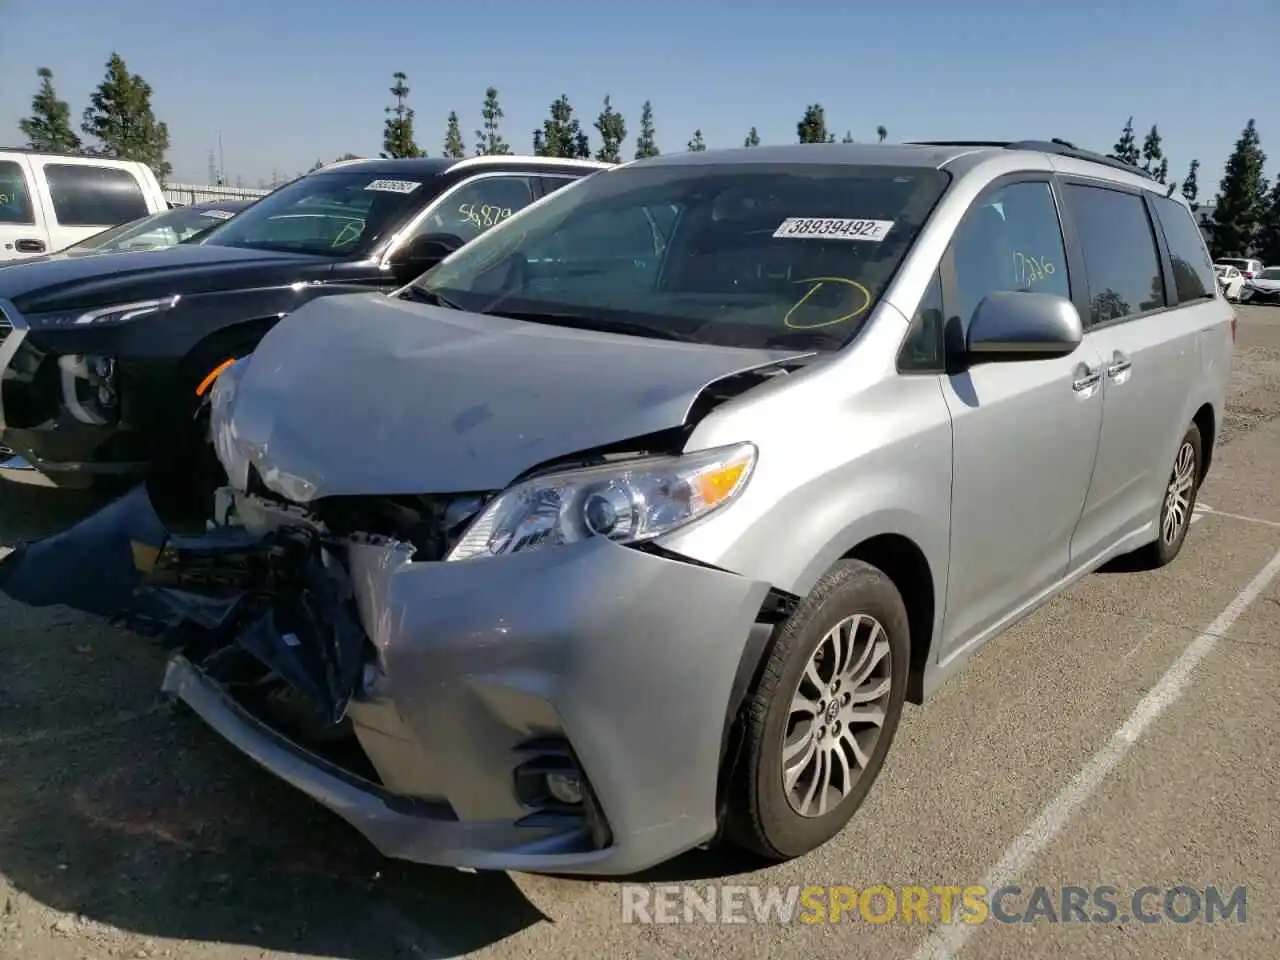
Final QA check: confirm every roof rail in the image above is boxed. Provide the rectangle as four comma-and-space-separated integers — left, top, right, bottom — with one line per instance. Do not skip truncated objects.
1006, 139, 1156, 180
906, 138, 1155, 180
449, 154, 612, 172
905, 141, 1013, 148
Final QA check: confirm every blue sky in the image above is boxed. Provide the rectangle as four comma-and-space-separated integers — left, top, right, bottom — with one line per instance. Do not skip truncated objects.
2, 0, 1276, 192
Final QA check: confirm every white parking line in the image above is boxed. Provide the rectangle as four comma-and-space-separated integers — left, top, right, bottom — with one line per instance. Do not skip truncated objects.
911, 543, 1280, 960
1196, 503, 1280, 530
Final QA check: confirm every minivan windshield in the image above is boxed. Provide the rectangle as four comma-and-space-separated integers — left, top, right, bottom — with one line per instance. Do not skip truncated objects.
1258, 268, 1280, 281
408, 162, 950, 351
198, 171, 439, 257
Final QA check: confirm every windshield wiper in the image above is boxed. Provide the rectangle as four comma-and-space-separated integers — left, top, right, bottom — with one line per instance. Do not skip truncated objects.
398, 286, 464, 310
486, 309, 700, 343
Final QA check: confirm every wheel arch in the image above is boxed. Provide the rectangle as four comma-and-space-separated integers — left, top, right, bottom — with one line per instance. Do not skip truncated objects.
176, 315, 281, 397
841, 533, 938, 705
714, 528, 941, 828
1192, 402, 1215, 483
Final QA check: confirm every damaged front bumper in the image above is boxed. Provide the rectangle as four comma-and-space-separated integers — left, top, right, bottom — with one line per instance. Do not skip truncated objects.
0, 485, 774, 876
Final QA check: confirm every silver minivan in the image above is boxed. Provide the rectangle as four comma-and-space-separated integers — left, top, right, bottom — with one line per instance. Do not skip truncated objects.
3, 140, 1234, 876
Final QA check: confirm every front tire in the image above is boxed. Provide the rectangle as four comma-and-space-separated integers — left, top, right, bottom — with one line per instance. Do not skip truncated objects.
1130, 423, 1203, 570
725, 559, 909, 861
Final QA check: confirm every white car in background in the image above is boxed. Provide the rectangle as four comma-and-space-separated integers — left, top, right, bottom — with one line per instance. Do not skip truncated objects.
1216, 257, 1264, 281
1213, 263, 1245, 301
1239, 265, 1280, 306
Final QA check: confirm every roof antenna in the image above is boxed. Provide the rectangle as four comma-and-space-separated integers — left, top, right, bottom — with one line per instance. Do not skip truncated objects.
1166, 181, 1178, 198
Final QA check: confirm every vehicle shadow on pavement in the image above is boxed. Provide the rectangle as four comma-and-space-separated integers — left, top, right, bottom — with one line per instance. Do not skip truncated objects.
0, 486, 548, 958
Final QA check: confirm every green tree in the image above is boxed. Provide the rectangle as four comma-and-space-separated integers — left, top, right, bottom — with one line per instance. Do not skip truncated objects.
876, 125, 888, 143
1212, 119, 1269, 258
1113, 116, 1140, 166
1156, 157, 1169, 185
533, 95, 590, 158
80, 53, 171, 181
443, 111, 466, 158
381, 71, 423, 158
686, 129, 706, 152
594, 95, 627, 163
634, 100, 659, 158
1181, 159, 1201, 210
744, 126, 760, 147
19, 67, 82, 153
475, 87, 511, 156
1255, 176, 1280, 265
1140, 124, 1163, 176
841, 131, 855, 143
797, 104, 832, 143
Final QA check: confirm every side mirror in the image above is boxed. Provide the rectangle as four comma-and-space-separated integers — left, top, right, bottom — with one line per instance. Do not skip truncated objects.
390, 232, 464, 283
965, 291, 1083, 361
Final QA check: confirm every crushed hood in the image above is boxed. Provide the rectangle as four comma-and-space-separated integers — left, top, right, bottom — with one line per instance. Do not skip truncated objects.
214, 292, 803, 500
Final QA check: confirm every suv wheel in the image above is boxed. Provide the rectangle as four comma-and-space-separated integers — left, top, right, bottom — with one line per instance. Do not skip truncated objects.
725, 559, 909, 861
1131, 423, 1203, 569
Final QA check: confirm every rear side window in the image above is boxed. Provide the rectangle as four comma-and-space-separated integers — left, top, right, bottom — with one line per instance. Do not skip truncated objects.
1062, 184, 1165, 325
540, 176, 579, 196
43, 163, 149, 226
1152, 196, 1216, 303
0, 160, 35, 225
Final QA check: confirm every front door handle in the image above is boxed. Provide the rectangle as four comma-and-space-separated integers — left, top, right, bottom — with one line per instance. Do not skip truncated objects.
14, 238, 46, 253
1072, 370, 1101, 393
1107, 351, 1132, 383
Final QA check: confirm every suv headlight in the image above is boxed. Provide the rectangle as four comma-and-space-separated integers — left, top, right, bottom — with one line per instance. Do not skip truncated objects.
446, 442, 757, 562
34, 296, 181, 328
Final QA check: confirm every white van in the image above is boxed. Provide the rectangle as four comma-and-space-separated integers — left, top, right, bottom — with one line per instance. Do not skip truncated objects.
0, 150, 168, 262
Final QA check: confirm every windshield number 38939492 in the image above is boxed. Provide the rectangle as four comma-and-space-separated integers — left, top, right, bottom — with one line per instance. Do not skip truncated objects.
772, 218, 895, 242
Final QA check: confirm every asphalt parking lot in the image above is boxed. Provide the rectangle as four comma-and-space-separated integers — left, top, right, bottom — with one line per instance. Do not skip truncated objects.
2, 305, 1279, 960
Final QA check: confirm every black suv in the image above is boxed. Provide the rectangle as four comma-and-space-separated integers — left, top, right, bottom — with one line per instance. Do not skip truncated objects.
0, 155, 606, 494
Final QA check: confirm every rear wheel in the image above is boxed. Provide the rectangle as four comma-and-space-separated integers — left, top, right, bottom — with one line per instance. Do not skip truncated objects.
1129, 423, 1203, 570
725, 559, 909, 861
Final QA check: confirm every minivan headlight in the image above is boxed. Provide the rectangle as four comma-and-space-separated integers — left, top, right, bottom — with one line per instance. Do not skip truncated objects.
446, 442, 757, 561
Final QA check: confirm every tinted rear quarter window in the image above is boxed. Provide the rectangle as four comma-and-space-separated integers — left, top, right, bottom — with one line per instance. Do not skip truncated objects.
44, 163, 149, 226
0, 160, 35, 225
1063, 184, 1165, 325
1152, 196, 1216, 303
540, 176, 579, 196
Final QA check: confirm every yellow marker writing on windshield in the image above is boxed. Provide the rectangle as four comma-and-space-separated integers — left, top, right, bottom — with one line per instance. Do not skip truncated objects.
784, 276, 872, 330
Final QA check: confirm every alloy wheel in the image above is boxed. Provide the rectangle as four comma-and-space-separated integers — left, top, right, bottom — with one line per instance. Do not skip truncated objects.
781, 613, 892, 818
1161, 440, 1197, 545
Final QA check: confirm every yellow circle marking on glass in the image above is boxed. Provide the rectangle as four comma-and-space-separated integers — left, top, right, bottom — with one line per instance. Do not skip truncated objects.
783, 276, 872, 330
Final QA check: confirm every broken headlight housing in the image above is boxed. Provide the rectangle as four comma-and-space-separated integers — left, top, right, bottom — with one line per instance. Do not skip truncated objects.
446, 442, 756, 561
